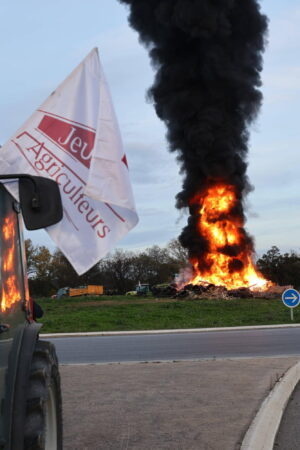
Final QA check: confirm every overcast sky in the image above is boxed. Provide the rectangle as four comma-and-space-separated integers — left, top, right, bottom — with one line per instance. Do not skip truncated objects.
0, 0, 299, 257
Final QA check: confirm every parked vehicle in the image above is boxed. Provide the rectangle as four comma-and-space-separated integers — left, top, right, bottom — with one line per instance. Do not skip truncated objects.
56, 285, 103, 298
126, 283, 151, 296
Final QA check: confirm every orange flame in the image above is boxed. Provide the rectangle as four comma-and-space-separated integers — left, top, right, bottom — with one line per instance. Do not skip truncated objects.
189, 184, 271, 291
1, 215, 21, 311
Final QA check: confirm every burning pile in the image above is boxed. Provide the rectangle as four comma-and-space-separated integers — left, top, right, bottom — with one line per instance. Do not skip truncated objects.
120, 0, 271, 293
186, 183, 271, 291
152, 282, 287, 301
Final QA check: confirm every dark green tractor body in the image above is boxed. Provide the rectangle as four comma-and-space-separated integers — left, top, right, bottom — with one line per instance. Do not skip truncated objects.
0, 177, 63, 450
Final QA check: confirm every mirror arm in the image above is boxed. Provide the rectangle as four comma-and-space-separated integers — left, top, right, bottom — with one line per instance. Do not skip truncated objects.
0, 174, 40, 209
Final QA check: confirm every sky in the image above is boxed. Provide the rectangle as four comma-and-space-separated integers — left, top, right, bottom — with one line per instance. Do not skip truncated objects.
0, 0, 299, 257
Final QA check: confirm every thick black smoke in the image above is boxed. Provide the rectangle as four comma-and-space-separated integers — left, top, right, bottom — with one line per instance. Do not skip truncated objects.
119, 0, 268, 266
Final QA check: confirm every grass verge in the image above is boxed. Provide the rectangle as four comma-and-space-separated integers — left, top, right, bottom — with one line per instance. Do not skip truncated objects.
36, 295, 299, 333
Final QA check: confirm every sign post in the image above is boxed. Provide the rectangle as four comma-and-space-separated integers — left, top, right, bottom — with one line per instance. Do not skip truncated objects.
282, 289, 300, 321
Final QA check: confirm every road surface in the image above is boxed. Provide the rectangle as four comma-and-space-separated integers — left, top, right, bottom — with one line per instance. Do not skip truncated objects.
274, 380, 300, 449
47, 327, 300, 364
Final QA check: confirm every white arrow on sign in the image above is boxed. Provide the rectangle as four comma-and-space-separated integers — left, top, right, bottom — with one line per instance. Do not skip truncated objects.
286, 293, 298, 303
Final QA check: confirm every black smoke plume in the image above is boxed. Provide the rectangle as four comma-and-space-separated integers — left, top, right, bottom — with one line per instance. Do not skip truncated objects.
119, 0, 268, 269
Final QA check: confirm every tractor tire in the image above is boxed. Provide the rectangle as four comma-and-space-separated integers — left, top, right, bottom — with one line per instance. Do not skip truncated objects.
24, 340, 63, 450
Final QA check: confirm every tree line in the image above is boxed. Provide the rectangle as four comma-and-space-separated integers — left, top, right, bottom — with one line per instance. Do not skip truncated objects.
257, 246, 300, 289
25, 238, 188, 297
25, 239, 300, 297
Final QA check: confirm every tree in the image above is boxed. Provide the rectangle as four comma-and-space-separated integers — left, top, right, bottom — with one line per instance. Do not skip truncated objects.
50, 249, 101, 288
132, 245, 180, 286
33, 246, 53, 279
23, 238, 192, 296
50, 249, 81, 289
25, 241, 54, 296
257, 246, 300, 288
166, 239, 188, 267
25, 239, 36, 277
98, 249, 136, 293
257, 246, 282, 282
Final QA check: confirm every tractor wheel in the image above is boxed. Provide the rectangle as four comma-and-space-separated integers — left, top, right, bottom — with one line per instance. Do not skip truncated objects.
24, 340, 63, 450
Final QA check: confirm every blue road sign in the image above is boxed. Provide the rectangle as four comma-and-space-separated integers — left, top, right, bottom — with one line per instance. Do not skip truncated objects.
282, 289, 300, 308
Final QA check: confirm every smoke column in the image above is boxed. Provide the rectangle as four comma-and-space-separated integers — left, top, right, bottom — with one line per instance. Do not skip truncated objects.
119, 0, 268, 279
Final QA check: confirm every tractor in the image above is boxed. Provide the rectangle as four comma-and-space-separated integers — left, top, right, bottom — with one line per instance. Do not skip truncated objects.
0, 174, 63, 450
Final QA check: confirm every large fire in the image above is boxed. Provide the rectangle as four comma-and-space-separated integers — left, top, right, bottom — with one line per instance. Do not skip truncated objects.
189, 183, 271, 291
1, 215, 21, 311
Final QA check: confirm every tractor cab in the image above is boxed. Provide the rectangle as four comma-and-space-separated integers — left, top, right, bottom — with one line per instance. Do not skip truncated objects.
136, 283, 151, 296
0, 183, 27, 447
0, 175, 63, 450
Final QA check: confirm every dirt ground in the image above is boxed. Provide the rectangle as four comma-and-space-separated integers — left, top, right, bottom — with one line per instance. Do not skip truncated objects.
60, 356, 299, 450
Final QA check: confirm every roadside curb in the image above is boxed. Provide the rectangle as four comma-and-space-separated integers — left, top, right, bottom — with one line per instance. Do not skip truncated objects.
241, 360, 300, 450
40, 323, 300, 338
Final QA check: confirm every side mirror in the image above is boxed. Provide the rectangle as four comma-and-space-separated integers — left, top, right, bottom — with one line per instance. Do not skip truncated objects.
19, 175, 63, 230
0, 174, 63, 230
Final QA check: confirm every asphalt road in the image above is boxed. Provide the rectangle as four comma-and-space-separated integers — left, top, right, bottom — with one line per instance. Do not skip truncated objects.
274, 380, 300, 449
47, 327, 300, 364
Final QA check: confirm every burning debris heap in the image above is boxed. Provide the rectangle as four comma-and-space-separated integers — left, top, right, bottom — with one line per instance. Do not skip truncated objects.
120, 0, 272, 293
151, 282, 290, 301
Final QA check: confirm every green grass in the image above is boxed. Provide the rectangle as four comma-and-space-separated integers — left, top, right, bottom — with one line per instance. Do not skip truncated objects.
35, 295, 299, 333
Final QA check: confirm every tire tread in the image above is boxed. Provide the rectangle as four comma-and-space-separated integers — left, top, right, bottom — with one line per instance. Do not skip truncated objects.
24, 340, 62, 450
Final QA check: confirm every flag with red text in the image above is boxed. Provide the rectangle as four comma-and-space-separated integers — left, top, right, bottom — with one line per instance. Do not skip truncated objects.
0, 48, 138, 274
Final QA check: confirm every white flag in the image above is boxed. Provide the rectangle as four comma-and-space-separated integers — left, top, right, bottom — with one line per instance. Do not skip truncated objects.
0, 48, 138, 275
